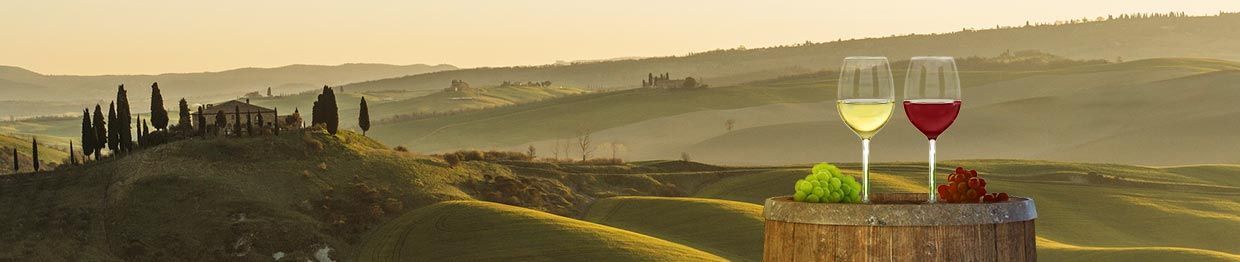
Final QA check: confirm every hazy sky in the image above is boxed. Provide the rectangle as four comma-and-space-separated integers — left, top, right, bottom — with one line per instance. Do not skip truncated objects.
3, 1, 1238, 75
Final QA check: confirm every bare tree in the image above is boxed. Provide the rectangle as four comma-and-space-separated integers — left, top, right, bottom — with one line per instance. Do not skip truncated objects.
527, 145, 536, 159
575, 128, 594, 161
681, 152, 692, 162
606, 140, 627, 160
551, 140, 560, 160
725, 119, 736, 132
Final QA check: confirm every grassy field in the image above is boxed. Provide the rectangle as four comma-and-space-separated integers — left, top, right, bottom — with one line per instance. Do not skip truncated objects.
356, 200, 724, 262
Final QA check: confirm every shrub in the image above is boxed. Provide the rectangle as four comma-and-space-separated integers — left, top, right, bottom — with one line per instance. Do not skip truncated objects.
394, 146, 409, 152
579, 158, 624, 165
443, 154, 461, 167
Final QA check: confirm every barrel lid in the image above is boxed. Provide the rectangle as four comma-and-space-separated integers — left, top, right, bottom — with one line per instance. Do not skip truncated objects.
763, 193, 1036, 226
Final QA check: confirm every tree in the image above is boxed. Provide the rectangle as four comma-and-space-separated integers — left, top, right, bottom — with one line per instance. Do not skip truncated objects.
92, 104, 107, 160
107, 102, 118, 152
246, 111, 254, 136
267, 87, 272, 97
233, 106, 242, 136
214, 111, 226, 136
257, 111, 265, 132
312, 86, 340, 134
69, 140, 77, 166
358, 97, 371, 136
31, 137, 39, 172
178, 98, 192, 129
150, 82, 169, 130
117, 85, 133, 152
527, 145, 536, 159
81, 109, 95, 161
11, 148, 16, 172
196, 106, 207, 136
575, 128, 594, 161
682, 77, 698, 88
136, 115, 144, 146
273, 107, 280, 136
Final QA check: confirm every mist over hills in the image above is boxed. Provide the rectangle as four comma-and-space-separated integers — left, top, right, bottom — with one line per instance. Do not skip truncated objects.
340, 14, 1240, 93
0, 63, 456, 111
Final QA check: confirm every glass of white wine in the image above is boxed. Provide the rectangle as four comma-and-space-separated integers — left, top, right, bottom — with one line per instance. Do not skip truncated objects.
836, 57, 895, 203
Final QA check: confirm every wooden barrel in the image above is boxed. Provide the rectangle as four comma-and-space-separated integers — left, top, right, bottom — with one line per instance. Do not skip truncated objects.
763, 193, 1037, 261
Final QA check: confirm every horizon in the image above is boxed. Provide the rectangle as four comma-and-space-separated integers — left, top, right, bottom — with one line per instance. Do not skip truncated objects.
3, 1, 1239, 75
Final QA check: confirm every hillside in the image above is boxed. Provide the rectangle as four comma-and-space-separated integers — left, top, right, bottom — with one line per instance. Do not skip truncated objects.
368, 57, 1240, 165
341, 14, 1240, 93
0, 133, 72, 174
0, 63, 457, 117
581, 197, 765, 261
248, 84, 590, 130
0, 130, 1236, 260
356, 200, 724, 261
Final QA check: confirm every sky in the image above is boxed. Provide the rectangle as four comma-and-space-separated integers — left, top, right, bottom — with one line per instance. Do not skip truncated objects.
2, 0, 1238, 75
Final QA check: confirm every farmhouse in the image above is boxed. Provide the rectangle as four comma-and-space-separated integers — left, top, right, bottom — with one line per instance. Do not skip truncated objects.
200, 99, 302, 129
642, 72, 704, 88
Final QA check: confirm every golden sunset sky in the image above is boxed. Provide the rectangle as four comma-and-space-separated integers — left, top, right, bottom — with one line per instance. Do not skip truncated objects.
3, 0, 1238, 75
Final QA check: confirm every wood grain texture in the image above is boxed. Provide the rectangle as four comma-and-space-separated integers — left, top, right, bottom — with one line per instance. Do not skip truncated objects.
762, 193, 1037, 261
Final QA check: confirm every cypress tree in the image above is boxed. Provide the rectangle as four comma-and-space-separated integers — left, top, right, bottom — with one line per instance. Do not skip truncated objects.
214, 111, 226, 136
31, 138, 39, 172
117, 85, 133, 152
142, 120, 150, 140
273, 107, 280, 136
135, 115, 143, 146
246, 111, 254, 136
92, 104, 106, 160
150, 82, 169, 130
359, 97, 370, 136
196, 106, 207, 136
312, 86, 339, 134
11, 148, 16, 172
81, 109, 94, 161
234, 106, 242, 136
178, 98, 192, 129
69, 140, 77, 165
107, 102, 118, 151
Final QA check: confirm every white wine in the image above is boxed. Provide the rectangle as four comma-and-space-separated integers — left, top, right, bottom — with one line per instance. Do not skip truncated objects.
836, 99, 894, 139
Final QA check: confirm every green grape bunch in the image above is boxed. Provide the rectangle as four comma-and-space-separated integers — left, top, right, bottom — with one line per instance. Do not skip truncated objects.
792, 163, 862, 203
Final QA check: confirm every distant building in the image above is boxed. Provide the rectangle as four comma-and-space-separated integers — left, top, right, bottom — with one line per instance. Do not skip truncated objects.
642, 72, 704, 88
200, 100, 301, 129
446, 80, 474, 92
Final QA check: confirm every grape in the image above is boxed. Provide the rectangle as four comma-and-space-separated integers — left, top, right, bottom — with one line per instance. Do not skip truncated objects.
805, 174, 816, 181
815, 173, 831, 181
794, 191, 807, 202
811, 188, 825, 197
795, 180, 813, 192
828, 178, 842, 190
806, 194, 821, 203
829, 192, 842, 203
812, 163, 838, 175
840, 185, 851, 195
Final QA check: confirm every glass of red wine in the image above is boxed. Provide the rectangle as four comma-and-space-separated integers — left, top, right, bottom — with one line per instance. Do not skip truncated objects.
903, 56, 961, 203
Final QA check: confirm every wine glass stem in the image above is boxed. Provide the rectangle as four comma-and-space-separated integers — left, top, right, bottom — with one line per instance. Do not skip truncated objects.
928, 139, 937, 203
861, 138, 871, 203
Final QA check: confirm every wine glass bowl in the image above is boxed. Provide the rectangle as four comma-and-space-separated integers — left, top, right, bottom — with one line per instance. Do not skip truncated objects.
903, 56, 962, 203
837, 56, 895, 203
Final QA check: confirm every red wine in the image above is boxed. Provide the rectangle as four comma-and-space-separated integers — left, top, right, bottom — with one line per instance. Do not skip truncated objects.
903, 99, 961, 139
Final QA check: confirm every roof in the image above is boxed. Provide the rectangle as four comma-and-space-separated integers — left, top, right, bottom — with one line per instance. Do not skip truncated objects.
202, 100, 276, 114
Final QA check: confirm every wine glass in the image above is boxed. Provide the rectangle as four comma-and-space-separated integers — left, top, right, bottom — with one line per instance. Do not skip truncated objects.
903, 56, 962, 203
837, 56, 895, 203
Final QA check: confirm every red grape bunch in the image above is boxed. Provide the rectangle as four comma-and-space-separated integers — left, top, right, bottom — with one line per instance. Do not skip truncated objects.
936, 167, 1009, 203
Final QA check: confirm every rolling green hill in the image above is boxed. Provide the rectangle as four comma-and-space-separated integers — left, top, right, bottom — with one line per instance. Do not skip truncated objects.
357, 200, 725, 262
1, 130, 1236, 260
0, 133, 72, 174
581, 196, 764, 261
342, 14, 1240, 94
366, 57, 1240, 165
